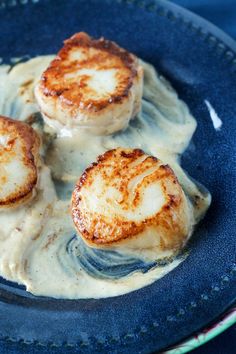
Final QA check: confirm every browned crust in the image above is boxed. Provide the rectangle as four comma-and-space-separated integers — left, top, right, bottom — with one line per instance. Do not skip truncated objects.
71, 148, 189, 250
38, 32, 140, 113
0, 115, 40, 208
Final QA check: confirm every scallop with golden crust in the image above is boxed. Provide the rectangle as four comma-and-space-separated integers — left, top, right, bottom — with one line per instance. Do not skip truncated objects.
35, 32, 143, 135
0, 115, 40, 210
71, 148, 194, 255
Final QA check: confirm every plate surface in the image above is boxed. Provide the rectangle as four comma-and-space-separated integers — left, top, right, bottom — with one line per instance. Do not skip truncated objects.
0, 0, 236, 353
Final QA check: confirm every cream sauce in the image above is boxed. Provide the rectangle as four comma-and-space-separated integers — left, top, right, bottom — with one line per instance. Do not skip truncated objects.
0, 56, 211, 299
204, 99, 223, 130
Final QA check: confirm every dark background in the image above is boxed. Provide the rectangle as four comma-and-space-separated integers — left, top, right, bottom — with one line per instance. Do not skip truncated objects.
172, 2, 236, 354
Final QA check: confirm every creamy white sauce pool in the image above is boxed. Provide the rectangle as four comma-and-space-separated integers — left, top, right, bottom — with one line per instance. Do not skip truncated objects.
0, 56, 211, 299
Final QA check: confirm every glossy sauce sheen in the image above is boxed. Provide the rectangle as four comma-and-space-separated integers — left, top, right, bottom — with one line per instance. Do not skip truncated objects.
0, 56, 211, 299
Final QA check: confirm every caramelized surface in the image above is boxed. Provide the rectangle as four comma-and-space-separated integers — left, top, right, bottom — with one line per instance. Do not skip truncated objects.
35, 32, 143, 134
72, 148, 193, 251
0, 116, 40, 209
42, 32, 139, 110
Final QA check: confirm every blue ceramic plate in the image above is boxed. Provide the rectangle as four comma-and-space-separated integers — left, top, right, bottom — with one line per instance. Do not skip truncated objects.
0, 0, 236, 353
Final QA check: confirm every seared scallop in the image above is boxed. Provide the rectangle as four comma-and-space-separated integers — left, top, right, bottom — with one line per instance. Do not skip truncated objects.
35, 32, 143, 135
0, 115, 40, 209
71, 148, 194, 255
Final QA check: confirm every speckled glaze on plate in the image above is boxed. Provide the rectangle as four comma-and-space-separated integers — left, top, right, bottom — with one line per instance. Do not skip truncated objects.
0, 0, 236, 353
163, 307, 236, 353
